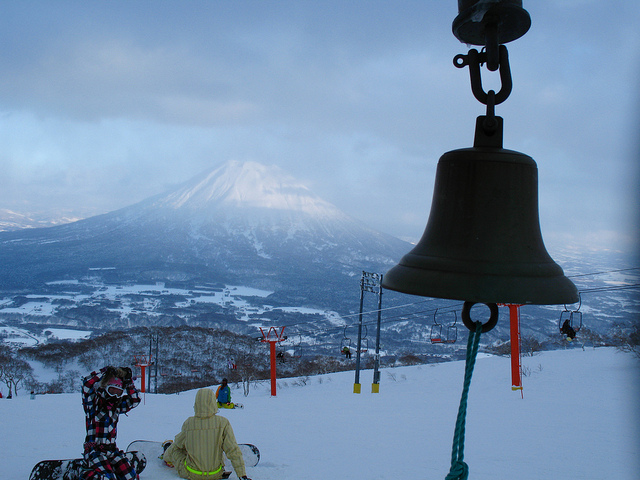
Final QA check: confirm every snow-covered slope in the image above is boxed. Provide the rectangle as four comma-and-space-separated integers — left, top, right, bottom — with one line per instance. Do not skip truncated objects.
2, 347, 638, 480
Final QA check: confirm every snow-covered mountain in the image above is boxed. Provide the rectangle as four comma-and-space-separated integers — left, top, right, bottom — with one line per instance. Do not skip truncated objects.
157, 161, 345, 222
1, 161, 637, 348
121, 160, 395, 246
0, 161, 410, 310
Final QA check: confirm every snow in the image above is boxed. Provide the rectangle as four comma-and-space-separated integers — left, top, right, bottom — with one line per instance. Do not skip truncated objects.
1, 347, 638, 479
42, 328, 92, 341
0, 282, 287, 328
159, 161, 345, 220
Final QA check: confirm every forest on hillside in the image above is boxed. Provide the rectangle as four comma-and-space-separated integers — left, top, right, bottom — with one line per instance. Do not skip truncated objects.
0, 323, 637, 397
0, 326, 359, 396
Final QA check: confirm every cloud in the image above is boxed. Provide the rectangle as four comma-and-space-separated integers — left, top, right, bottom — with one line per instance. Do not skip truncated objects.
0, 1, 638, 255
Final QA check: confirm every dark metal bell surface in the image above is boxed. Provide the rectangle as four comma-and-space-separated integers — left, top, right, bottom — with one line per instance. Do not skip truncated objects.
452, 0, 531, 46
382, 117, 578, 305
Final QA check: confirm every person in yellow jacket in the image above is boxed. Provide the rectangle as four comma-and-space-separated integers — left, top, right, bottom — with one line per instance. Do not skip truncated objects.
163, 388, 251, 480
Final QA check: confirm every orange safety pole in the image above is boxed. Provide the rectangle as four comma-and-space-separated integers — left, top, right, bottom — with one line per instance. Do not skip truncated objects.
508, 304, 523, 396
139, 365, 147, 393
269, 340, 277, 396
134, 354, 151, 403
259, 326, 286, 397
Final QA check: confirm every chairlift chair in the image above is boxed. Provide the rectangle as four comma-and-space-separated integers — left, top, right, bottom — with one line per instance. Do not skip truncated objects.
558, 307, 572, 333
431, 309, 457, 344
444, 312, 458, 344
430, 311, 443, 344
570, 310, 583, 333
340, 326, 352, 358
360, 338, 369, 354
559, 294, 583, 337
292, 334, 303, 358
359, 325, 369, 354
340, 326, 352, 350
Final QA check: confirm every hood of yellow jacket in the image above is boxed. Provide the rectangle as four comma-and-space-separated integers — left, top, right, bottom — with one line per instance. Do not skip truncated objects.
194, 388, 218, 418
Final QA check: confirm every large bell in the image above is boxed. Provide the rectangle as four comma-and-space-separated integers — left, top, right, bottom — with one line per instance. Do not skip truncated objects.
382, 116, 578, 305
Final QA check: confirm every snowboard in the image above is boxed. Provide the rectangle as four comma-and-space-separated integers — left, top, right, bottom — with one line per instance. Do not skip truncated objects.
126, 440, 260, 478
218, 402, 244, 409
29, 451, 146, 480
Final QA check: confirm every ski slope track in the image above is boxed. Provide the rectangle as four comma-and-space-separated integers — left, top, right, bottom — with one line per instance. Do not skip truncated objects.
2, 347, 638, 480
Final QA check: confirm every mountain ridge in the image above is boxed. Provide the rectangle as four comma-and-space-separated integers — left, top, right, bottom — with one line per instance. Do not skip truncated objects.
0, 161, 410, 310
1, 161, 637, 349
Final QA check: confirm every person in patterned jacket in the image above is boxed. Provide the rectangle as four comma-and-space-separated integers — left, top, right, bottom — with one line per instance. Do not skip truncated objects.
82, 366, 142, 479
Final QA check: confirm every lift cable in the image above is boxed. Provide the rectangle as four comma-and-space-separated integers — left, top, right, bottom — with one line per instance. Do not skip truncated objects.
567, 267, 640, 278
577, 283, 640, 294
269, 269, 639, 342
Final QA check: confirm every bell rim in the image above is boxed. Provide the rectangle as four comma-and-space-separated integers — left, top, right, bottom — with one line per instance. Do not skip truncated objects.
381, 262, 579, 306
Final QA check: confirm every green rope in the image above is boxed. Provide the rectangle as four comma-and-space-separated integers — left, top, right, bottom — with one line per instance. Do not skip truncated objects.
445, 321, 483, 480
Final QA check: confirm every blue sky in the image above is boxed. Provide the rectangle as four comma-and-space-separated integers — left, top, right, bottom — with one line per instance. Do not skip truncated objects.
1, 1, 638, 254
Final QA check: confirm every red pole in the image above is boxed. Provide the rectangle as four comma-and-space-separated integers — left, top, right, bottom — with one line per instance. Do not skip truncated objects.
269, 340, 277, 396
139, 365, 147, 393
259, 326, 285, 397
508, 304, 523, 396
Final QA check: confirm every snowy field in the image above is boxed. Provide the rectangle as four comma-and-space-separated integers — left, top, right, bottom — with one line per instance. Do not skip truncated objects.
0, 281, 343, 330
1, 347, 638, 479
0, 283, 275, 318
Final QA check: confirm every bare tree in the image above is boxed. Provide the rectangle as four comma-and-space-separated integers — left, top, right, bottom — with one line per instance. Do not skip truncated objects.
610, 322, 640, 358
520, 336, 544, 356
0, 351, 34, 396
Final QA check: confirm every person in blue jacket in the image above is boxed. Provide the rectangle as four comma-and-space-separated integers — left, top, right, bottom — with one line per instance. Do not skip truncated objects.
215, 378, 233, 408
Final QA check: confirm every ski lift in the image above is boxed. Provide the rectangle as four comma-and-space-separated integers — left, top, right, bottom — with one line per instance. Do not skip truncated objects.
340, 326, 352, 350
359, 325, 369, 354
340, 326, 352, 358
430, 315, 443, 343
276, 347, 286, 364
431, 309, 458, 344
292, 335, 303, 358
559, 294, 582, 338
